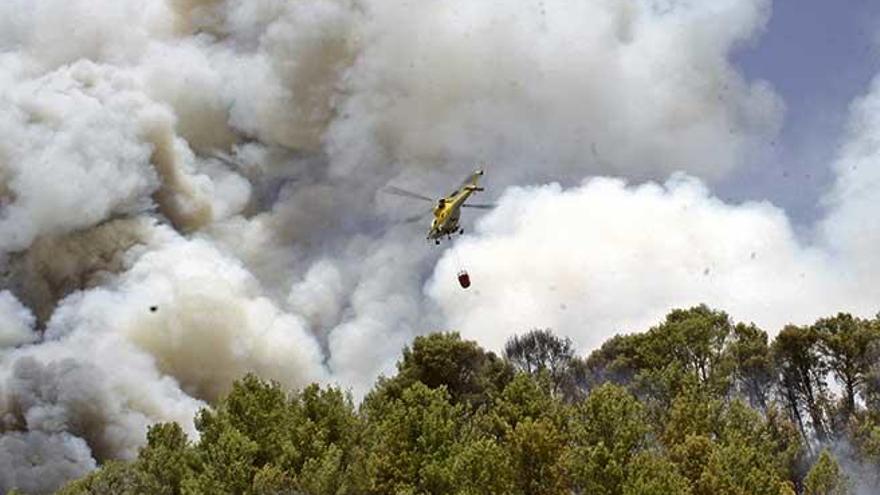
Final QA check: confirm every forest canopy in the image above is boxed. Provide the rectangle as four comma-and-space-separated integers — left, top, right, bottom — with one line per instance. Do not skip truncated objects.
54, 305, 880, 495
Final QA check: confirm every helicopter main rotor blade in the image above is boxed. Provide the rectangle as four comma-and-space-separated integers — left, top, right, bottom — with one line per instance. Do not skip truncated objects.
384, 185, 435, 202
462, 203, 496, 209
402, 208, 433, 223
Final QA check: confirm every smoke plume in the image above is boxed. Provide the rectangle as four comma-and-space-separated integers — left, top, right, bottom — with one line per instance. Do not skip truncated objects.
0, 0, 877, 492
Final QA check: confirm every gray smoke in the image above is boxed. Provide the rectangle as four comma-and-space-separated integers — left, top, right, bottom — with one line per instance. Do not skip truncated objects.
0, 0, 878, 492
0, 431, 95, 494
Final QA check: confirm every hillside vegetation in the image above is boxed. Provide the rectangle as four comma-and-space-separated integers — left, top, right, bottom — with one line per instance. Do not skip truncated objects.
57, 305, 880, 494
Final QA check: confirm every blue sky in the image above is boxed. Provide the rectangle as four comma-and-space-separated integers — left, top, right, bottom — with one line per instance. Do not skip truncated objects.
723, 0, 880, 225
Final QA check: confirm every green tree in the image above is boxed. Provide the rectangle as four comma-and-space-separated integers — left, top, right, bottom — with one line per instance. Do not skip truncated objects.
622, 452, 691, 495
814, 314, 880, 423
152, 374, 360, 494
368, 332, 513, 408
668, 434, 716, 494
211, 374, 289, 468
662, 387, 723, 448
56, 461, 151, 495
803, 450, 850, 495
57, 313, 880, 495
286, 384, 360, 492
666, 400, 799, 495
478, 373, 570, 495
357, 382, 462, 494
773, 325, 831, 443
586, 306, 734, 409
138, 422, 194, 495
507, 417, 568, 495
566, 384, 649, 495
638, 306, 733, 397
697, 434, 784, 494
728, 323, 774, 411
504, 329, 589, 400
447, 436, 515, 495
762, 405, 806, 483
251, 464, 296, 494
585, 332, 644, 387
56, 422, 196, 495
185, 415, 259, 494
485, 372, 566, 435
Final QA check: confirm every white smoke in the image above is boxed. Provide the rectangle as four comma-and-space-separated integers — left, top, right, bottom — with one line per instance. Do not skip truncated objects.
0, 61, 161, 252
0, 0, 877, 492
106, 227, 330, 402
820, 73, 880, 281
328, 0, 781, 182
428, 67, 880, 355
0, 0, 174, 70
427, 176, 852, 352
0, 222, 329, 493
0, 291, 36, 348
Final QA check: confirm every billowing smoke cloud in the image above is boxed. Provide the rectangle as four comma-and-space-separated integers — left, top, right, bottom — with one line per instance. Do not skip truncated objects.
429, 65, 880, 356
428, 39, 880, 366
3, 217, 152, 325
820, 73, 880, 281
0, 431, 95, 494
328, 0, 781, 182
0, 62, 160, 252
0, 0, 877, 492
428, 176, 853, 352
0, 291, 36, 348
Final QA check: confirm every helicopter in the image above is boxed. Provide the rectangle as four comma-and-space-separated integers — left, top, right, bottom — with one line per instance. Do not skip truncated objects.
385, 169, 494, 244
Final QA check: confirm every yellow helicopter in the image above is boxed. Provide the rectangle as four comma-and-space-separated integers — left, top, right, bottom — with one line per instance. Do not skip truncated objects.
385, 169, 494, 244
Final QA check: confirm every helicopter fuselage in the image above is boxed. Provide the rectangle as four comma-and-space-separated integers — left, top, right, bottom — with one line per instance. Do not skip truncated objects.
427, 183, 483, 242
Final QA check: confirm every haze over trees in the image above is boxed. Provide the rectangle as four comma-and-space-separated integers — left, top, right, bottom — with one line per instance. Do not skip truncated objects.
53, 305, 880, 495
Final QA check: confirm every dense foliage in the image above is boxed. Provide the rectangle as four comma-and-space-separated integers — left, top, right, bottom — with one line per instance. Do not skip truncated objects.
56, 306, 880, 494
